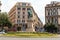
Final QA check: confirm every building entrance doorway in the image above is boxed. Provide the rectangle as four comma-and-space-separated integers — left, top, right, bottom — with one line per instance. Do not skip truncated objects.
17, 27, 21, 31
21, 24, 27, 31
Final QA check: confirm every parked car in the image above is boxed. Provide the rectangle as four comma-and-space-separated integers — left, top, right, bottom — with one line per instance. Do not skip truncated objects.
0, 32, 5, 34
0, 30, 5, 34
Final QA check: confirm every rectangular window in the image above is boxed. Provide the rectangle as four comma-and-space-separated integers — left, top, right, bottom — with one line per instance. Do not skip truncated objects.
23, 12, 25, 14
18, 12, 20, 14
23, 16, 25, 18
51, 17, 53, 23
18, 8, 20, 10
22, 20, 25, 23
18, 16, 20, 18
22, 3, 26, 6
27, 8, 31, 10
48, 10, 51, 16
48, 19, 50, 23
22, 8, 25, 10
28, 4, 30, 6
17, 20, 20, 24
48, 17, 50, 23
55, 17, 58, 24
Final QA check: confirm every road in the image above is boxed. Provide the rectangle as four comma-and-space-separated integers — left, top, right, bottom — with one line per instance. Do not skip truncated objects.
0, 37, 60, 40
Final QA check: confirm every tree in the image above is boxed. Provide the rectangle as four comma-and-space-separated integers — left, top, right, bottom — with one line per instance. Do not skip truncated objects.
44, 23, 58, 33
0, 12, 12, 32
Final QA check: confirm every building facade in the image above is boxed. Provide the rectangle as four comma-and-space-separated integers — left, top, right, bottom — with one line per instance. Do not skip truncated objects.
45, 1, 60, 31
8, 2, 43, 32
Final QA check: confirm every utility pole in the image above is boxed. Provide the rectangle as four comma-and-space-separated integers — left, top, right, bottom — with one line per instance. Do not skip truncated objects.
0, 1, 2, 13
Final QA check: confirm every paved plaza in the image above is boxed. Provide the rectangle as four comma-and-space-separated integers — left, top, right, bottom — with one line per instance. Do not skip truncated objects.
0, 37, 60, 40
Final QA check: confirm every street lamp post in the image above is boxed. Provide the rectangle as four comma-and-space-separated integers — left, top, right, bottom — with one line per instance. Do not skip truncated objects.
0, 1, 2, 12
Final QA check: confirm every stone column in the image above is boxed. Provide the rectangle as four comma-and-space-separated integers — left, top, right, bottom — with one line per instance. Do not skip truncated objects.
26, 20, 34, 32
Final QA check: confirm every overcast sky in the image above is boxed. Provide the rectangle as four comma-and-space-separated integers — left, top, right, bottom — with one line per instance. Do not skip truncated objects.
1, 0, 60, 24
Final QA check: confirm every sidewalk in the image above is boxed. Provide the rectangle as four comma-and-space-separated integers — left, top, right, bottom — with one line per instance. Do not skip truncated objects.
56, 35, 60, 37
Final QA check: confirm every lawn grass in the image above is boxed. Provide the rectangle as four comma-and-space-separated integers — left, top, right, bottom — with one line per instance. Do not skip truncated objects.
1, 32, 57, 38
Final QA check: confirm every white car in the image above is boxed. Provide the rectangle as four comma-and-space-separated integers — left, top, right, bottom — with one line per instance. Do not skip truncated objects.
0, 31, 5, 34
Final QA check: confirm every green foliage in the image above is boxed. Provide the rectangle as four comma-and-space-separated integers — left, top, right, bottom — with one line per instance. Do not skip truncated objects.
2, 32, 57, 37
0, 12, 12, 28
44, 23, 58, 33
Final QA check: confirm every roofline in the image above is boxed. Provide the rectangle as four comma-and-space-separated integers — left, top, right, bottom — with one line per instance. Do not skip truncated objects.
32, 7, 43, 24
8, 2, 31, 14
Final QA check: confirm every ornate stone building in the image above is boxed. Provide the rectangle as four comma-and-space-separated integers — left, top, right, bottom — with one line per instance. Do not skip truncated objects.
45, 1, 60, 32
9, 2, 43, 32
